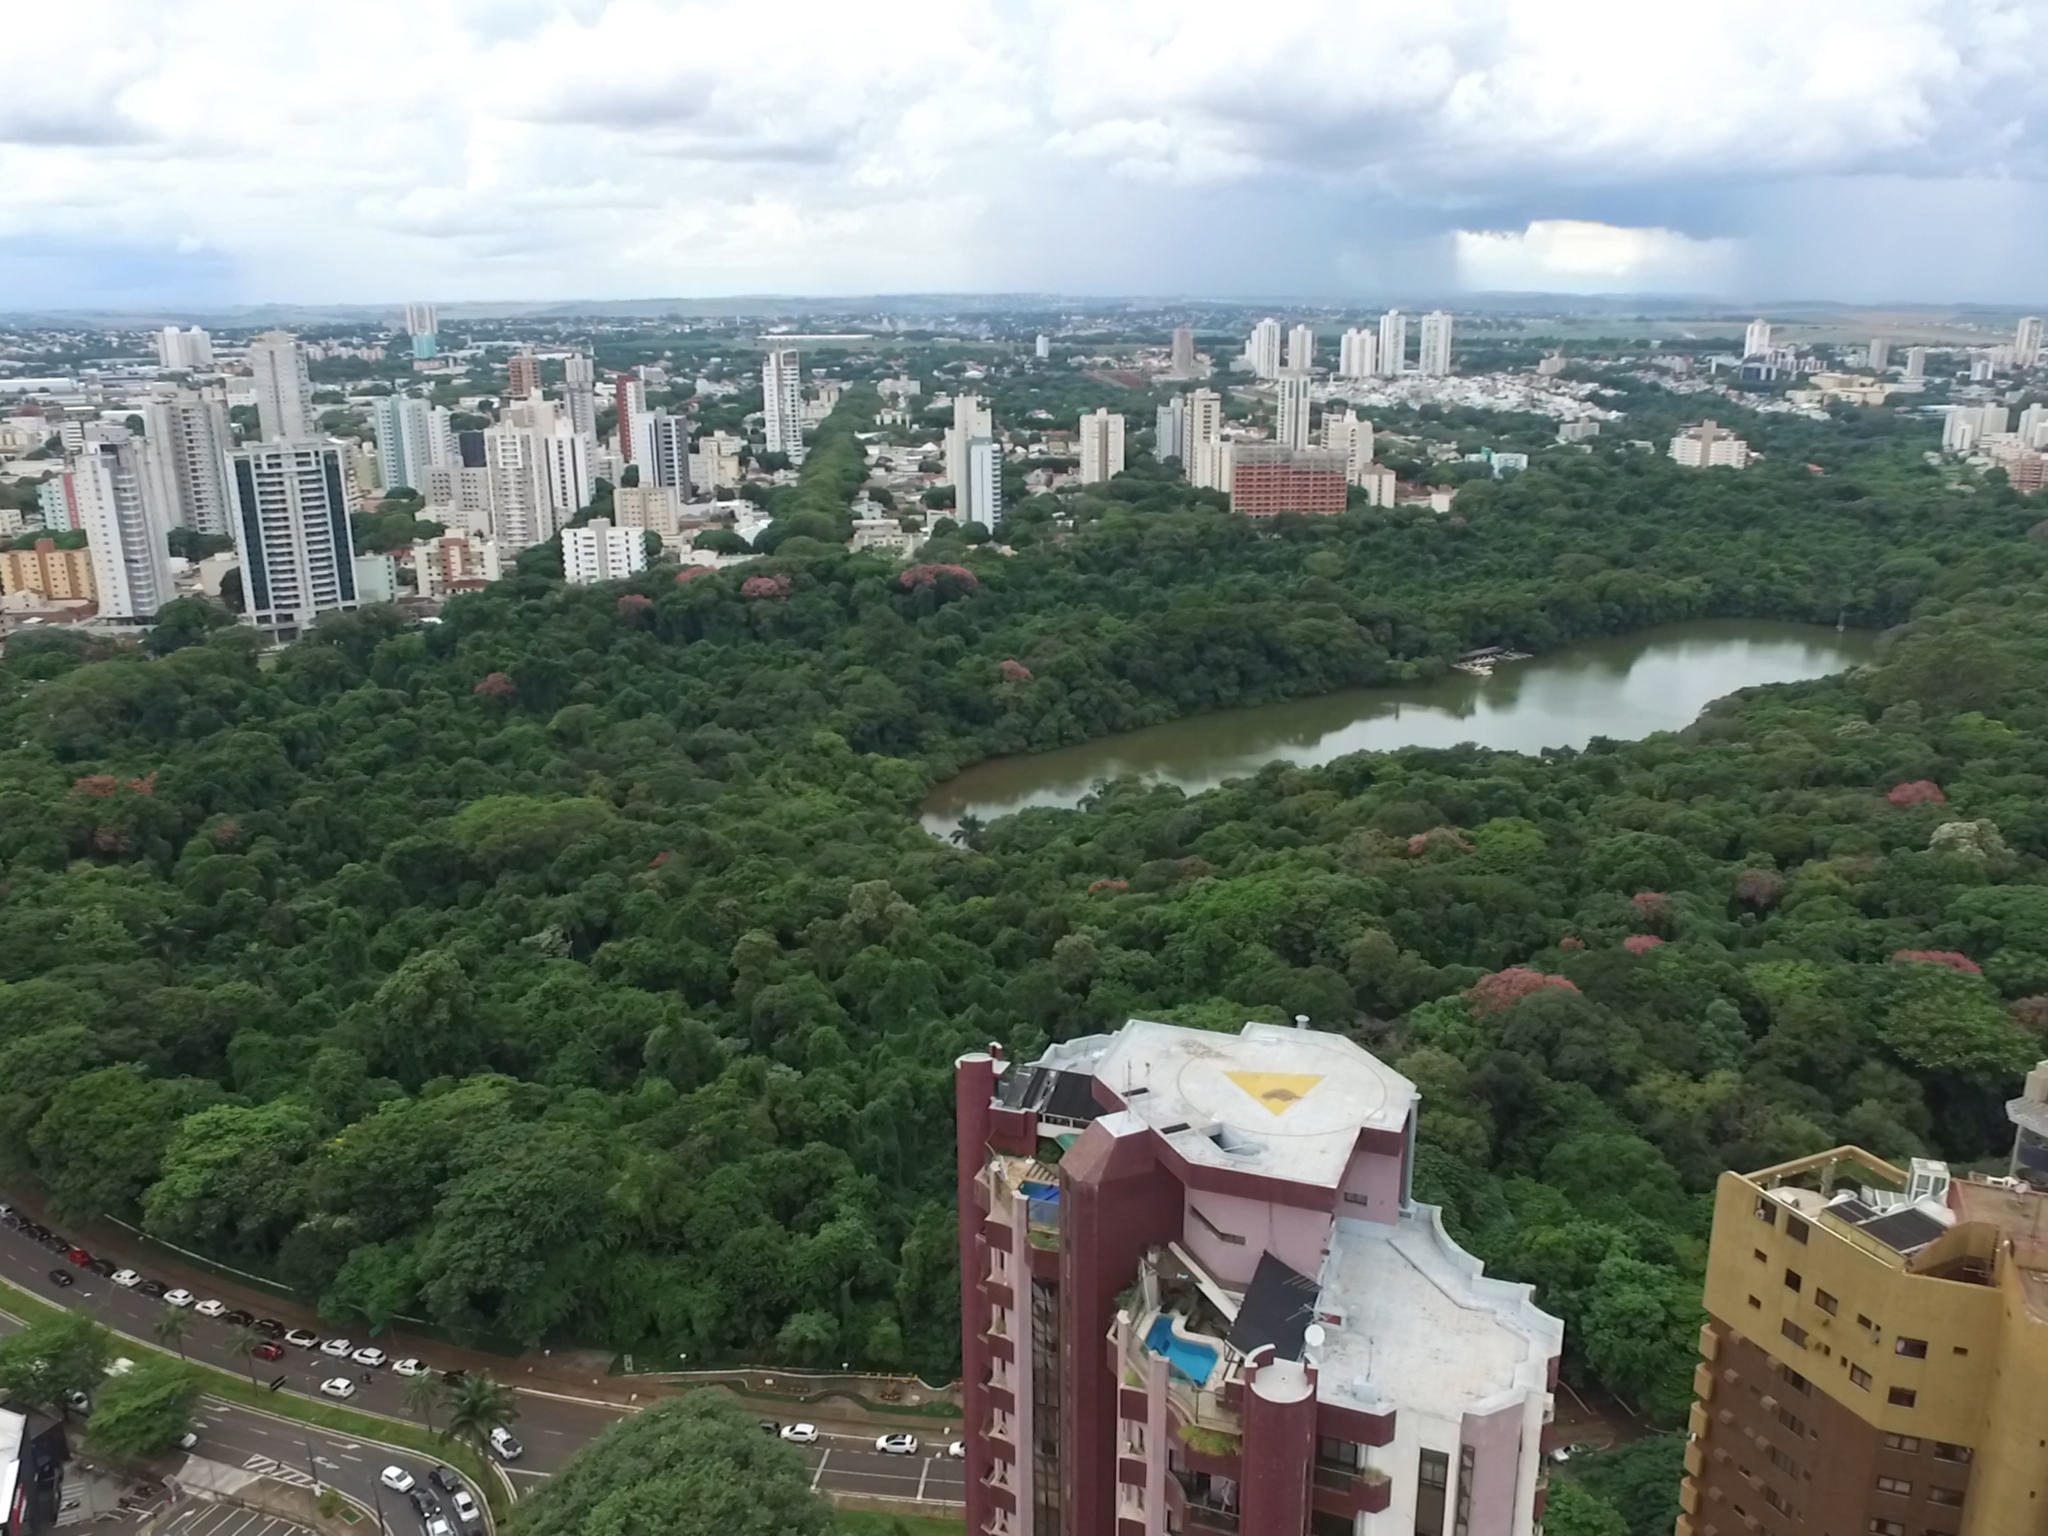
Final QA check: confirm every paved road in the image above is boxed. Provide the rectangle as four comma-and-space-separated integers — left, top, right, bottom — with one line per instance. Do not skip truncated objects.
0, 1213, 966, 1509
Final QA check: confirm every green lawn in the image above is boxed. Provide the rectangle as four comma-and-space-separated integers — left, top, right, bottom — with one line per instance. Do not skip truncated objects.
834, 1510, 968, 1536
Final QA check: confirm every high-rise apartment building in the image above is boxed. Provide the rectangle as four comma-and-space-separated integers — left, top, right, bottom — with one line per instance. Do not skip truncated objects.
156, 325, 213, 372
1869, 338, 1891, 372
946, 394, 995, 493
1337, 328, 1377, 380
225, 440, 359, 640
633, 411, 694, 492
246, 332, 314, 441
0, 538, 96, 603
612, 483, 685, 540
563, 353, 597, 438
963, 438, 1004, 532
1744, 318, 1774, 358
410, 533, 500, 598
1169, 327, 1196, 377
1322, 411, 1375, 484
1669, 420, 1752, 469
1186, 390, 1227, 491
762, 347, 805, 464
483, 402, 595, 553
143, 388, 234, 537
1680, 1064, 2048, 1536
1155, 397, 1190, 467
1286, 324, 1316, 374
1248, 318, 1283, 380
1035, 335, 1050, 361
561, 519, 647, 585
1229, 445, 1349, 517
1275, 373, 1313, 452
1076, 408, 1125, 485
70, 429, 174, 622
956, 1019, 1563, 1536
1905, 346, 1928, 381
1376, 310, 1407, 377
507, 351, 541, 400
371, 395, 454, 496
2016, 316, 2045, 369
614, 376, 648, 462
405, 304, 438, 361
692, 431, 743, 494
1418, 312, 1454, 377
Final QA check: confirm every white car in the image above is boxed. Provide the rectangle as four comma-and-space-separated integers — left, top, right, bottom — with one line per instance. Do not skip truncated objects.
875, 1433, 919, 1455
780, 1423, 818, 1445
163, 1289, 195, 1308
488, 1426, 523, 1461
284, 1329, 319, 1349
450, 1490, 480, 1525
194, 1299, 226, 1318
379, 1466, 415, 1493
319, 1338, 353, 1357
391, 1357, 427, 1377
352, 1347, 388, 1368
111, 1269, 140, 1288
426, 1520, 453, 1536
318, 1377, 356, 1399
948, 1441, 964, 1459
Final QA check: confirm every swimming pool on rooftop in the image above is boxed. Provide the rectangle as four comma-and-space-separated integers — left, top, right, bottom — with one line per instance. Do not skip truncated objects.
1146, 1314, 1219, 1386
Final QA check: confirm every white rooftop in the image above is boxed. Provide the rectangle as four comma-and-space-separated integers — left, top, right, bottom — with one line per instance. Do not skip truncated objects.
1085, 1019, 1417, 1191
1314, 1210, 1561, 1420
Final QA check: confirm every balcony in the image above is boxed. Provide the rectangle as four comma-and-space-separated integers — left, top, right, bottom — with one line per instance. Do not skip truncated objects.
1699, 1323, 1720, 1361
1312, 1462, 1392, 1517
1693, 1362, 1716, 1401
1183, 1500, 1240, 1534
985, 1279, 1015, 1311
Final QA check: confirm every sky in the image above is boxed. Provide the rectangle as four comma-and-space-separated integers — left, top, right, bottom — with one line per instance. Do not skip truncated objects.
4, 0, 2046, 312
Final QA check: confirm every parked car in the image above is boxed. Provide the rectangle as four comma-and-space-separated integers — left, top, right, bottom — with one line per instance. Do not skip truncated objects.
352, 1347, 387, 1369
319, 1338, 353, 1358
875, 1433, 919, 1456
487, 1427, 523, 1462
221, 1309, 253, 1327
450, 1490, 480, 1526
250, 1318, 286, 1337
283, 1329, 319, 1349
758, 1420, 780, 1436
253, 1342, 285, 1362
110, 1269, 141, 1288
429, 1467, 463, 1496
163, 1289, 195, 1308
39, 1232, 68, 1251
46, 1269, 73, 1289
318, 1377, 356, 1399
947, 1441, 964, 1459
66, 1248, 91, 1266
392, 1358, 427, 1377
136, 1280, 167, 1298
85, 1258, 117, 1277
406, 1488, 435, 1519
426, 1519, 453, 1536
194, 1300, 226, 1318
780, 1423, 818, 1445
379, 1466, 415, 1494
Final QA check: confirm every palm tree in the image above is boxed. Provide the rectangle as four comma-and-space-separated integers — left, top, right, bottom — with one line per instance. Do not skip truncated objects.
152, 1310, 192, 1361
442, 1372, 517, 1462
403, 1370, 446, 1436
227, 1324, 265, 1387
950, 813, 986, 849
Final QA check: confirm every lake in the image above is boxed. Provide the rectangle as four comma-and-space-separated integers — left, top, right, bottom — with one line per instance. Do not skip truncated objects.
918, 619, 1878, 835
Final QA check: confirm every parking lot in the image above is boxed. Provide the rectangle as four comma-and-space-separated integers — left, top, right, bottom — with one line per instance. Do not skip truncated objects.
152, 1504, 314, 1536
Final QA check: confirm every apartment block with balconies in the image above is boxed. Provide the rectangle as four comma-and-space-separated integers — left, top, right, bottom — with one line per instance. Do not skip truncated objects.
957, 1019, 1562, 1536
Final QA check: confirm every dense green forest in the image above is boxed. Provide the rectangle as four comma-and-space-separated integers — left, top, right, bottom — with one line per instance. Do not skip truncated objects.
0, 401, 2042, 1529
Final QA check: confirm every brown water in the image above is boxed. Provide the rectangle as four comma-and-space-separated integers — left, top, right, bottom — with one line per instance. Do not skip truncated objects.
919, 619, 1877, 835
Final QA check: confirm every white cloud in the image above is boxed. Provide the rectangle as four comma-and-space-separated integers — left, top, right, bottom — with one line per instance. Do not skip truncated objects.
0, 0, 2040, 305
1453, 221, 1741, 293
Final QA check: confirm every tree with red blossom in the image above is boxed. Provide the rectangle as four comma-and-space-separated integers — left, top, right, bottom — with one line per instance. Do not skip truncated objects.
1630, 891, 1670, 919
1407, 827, 1474, 857
1732, 869, 1784, 910
1470, 967, 1580, 1014
674, 566, 716, 584
1086, 878, 1129, 894
1623, 934, 1666, 955
473, 672, 515, 700
1887, 780, 1946, 808
741, 574, 792, 600
72, 775, 121, 797
127, 773, 157, 796
999, 659, 1033, 682
617, 593, 654, 618
898, 563, 977, 592
1560, 936, 1586, 951
1892, 949, 1982, 975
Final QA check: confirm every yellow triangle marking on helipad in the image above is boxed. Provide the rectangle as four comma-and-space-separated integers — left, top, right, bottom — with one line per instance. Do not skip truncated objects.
1226, 1072, 1324, 1115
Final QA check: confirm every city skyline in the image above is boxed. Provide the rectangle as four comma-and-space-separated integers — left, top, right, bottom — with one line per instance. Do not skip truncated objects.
5, 2, 2047, 310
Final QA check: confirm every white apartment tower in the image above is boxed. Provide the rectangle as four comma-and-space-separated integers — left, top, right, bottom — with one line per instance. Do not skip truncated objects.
1248, 317, 1283, 379
1186, 388, 1227, 490
1275, 373, 1313, 451
371, 395, 454, 496
1034, 334, 1050, 360
2017, 316, 2045, 369
762, 347, 805, 464
156, 325, 213, 372
1376, 309, 1408, 376
246, 332, 315, 441
1155, 396, 1190, 465
562, 519, 648, 585
1669, 419, 1751, 469
1169, 325, 1196, 376
1743, 318, 1773, 358
963, 437, 1003, 532
944, 394, 994, 492
563, 353, 597, 438
143, 388, 233, 537
1905, 346, 1928, 381
633, 412, 694, 492
1338, 327, 1377, 379
73, 430, 175, 621
1323, 410, 1376, 484
1286, 323, 1315, 374
482, 403, 589, 553
1868, 338, 1891, 372
225, 440, 359, 640
1077, 408, 1125, 484
1418, 310, 1455, 376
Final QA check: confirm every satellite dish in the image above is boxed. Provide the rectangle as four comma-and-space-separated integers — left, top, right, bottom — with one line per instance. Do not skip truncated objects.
1304, 1324, 1326, 1349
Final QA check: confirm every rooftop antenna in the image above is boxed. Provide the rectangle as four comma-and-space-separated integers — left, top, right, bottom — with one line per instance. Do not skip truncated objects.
1294, 1014, 1310, 1031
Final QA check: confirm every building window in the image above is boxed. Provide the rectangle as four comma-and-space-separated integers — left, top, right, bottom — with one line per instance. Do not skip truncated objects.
1777, 1363, 1811, 1395
1763, 1485, 1794, 1516
1784, 1269, 1803, 1293
1875, 1476, 1913, 1495
1849, 1365, 1872, 1391
1310, 1515, 1353, 1536
1857, 1313, 1875, 1329
1867, 1522, 1904, 1536
1415, 1449, 1449, 1536
1883, 1434, 1920, 1453
1754, 1249, 1769, 1264
1755, 1197, 1778, 1225
1189, 1206, 1247, 1246
1768, 1445, 1800, 1477
1888, 1387, 1918, 1408
1932, 1443, 1972, 1464
1780, 1320, 1809, 1348
1777, 1407, 1807, 1436
1317, 1438, 1363, 1470
1894, 1338, 1927, 1359
1927, 1486, 1964, 1507
1748, 1295, 1763, 1309
1815, 1289, 1838, 1316
1453, 1445, 1475, 1536
1342, 1191, 1371, 1207
1786, 1215, 1810, 1244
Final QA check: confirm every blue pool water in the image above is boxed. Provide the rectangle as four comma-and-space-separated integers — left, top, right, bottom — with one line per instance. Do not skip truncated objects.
1146, 1315, 1219, 1385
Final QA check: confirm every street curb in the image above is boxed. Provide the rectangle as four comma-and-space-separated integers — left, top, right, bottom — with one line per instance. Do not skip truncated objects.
512, 1384, 644, 1411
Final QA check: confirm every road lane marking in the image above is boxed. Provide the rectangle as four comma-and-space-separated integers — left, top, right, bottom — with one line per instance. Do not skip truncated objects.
917, 1458, 931, 1501
810, 1449, 830, 1491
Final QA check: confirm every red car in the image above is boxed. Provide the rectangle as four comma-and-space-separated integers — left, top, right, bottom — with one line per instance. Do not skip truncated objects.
66, 1249, 91, 1266
253, 1342, 286, 1362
